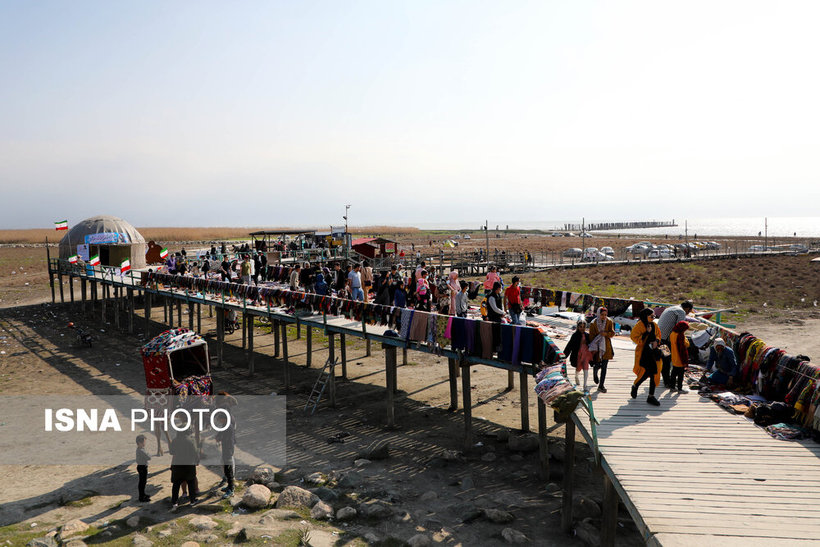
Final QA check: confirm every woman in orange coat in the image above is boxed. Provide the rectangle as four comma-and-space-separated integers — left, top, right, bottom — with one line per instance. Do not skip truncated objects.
669, 321, 690, 392
630, 308, 662, 406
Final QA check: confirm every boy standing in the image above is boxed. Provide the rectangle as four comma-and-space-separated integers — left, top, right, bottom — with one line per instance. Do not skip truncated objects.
136, 434, 151, 502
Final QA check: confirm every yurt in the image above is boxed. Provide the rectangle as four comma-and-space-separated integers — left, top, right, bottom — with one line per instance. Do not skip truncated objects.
58, 215, 147, 268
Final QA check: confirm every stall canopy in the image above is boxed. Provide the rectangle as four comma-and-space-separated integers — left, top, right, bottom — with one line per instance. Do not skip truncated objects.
140, 328, 210, 391
351, 237, 397, 258
58, 215, 147, 268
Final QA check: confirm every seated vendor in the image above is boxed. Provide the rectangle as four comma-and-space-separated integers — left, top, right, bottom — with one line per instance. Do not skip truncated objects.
706, 338, 738, 385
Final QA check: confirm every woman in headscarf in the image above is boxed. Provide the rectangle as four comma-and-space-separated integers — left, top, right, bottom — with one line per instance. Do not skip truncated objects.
447, 270, 460, 315
314, 272, 328, 296
588, 306, 615, 393
669, 321, 690, 392
630, 307, 662, 406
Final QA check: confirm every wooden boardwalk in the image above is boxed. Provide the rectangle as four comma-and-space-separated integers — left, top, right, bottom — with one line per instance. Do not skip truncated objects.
573, 337, 820, 546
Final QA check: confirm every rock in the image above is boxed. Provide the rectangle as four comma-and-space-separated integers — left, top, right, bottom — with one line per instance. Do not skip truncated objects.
549, 443, 565, 462
419, 491, 437, 503
251, 465, 277, 484
353, 458, 371, 467
310, 501, 334, 520
242, 484, 272, 509
407, 533, 431, 547
501, 528, 529, 544
509, 454, 524, 462
545, 482, 561, 494
481, 452, 497, 462
460, 476, 474, 490
180, 542, 200, 547
157, 529, 173, 538
305, 472, 326, 485
274, 486, 318, 509
27, 539, 58, 547
258, 509, 301, 524
264, 480, 281, 490
189, 516, 218, 531
360, 440, 390, 460
363, 531, 382, 544
312, 487, 339, 502
62, 540, 87, 547
507, 434, 539, 452
575, 518, 600, 546
483, 508, 515, 524
496, 429, 510, 442
461, 508, 483, 523
126, 516, 141, 528
573, 495, 601, 520
190, 533, 218, 543
132, 534, 154, 547
58, 519, 89, 540
338, 471, 364, 489
395, 511, 412, 523
441, 449, 461, 461
226, 523, 243, 537
336, 507, 357, 520
359, 500, 393, 519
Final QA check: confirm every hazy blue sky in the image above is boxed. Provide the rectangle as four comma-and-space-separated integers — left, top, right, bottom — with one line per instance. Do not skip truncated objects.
2, 1, 819, 229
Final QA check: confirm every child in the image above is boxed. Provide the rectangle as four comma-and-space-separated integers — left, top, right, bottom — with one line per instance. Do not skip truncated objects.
393, 280, 407, 309
214, 412, 236, 498
135, 434, 151, 502
415, 270, 430, 311
564, 320, 593, 393
455, 280, 469, 317
669, 321, 690, 392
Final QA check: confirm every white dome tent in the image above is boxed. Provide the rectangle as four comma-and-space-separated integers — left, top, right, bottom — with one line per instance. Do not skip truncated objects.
58, 215, 147, 269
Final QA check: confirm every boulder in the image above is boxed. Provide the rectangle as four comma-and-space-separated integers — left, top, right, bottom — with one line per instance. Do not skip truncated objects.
27, 539, 58, 547
189, 516, 219, 531
359, 500, 393, 519
126, 516, 141, 529
481, 453, 497, 462
336, 507, 357, 520
251, 465, 277, 484
460, 476, 474, 490
483, 508, 515, 524
407, 533, 431, 547
507, 434, 539, 453
496, 429, 510, 442
274, 486, 318, 509
572, 495, 601, 520
360, 440, 390, 460
549, 442, 565, 462
258, 509, 301, 524
58, 519, 89, 540
132, 534, 154, 547
337, 471, 364, 489
312, 487, 339, 502
62, 540, 87, 547
180, 542, 200, 547
304, 472, 326, 486
310, 501, 334, 520
575, 518, 600, 546
242, 484, 272, 509
419, 491, 437, 503
353, 459, 371, 467
501, 528, 529, 544
157, 529, 173, 539
190, 533, 218, 544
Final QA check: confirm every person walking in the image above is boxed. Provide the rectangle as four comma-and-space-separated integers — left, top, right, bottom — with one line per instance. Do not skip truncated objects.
348, 263, 364, 301
630, 308, 662, 406
504, 276, 523, 325
588, 307, 615, 393
669, 320, 690, 392
564, 320, 593, 392
657, 300, 694, 387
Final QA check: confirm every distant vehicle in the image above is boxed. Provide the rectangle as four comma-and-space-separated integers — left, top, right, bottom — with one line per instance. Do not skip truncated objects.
706, 241, 721, 250
600, 246, 615, 256
463, 234, 471, 240
579, 232, 593, 238
583, 247, 599, 254
563, 248, 583, 258
749, 245, 766, 252
789, 244, 809, 254
550, 232, 564, 237
583, 249, 613, 261
565, 232, 576, 237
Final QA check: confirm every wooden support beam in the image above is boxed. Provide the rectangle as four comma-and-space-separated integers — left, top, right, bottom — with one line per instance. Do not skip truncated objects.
340, 333, 347, 379
176, 300, 182, 327
217, 311, 224, 368
144, 292, 151, 336
248, 317, 255, 376
281, 320, 289, 392
101, 283, 106, 323
188, 302, 194, 331
507, 370, 515, 391
114, 286, 121, 330
306, 326, 312, 367
447, 357, 458, 411
127, 289, 134, 334
402, 348, 408, 366
296, 319, 301, 339
69, 274, 75, 304
328, 333, 336, 407
538, 398, 549, 479
462, 362, 472, 449
48, 262, 56, 304
273, 320, 280, 358
196, 302, 201, 333
58, 267, 64, 303
366, 339, 371, 357
519, 370, 529, 432
601, 474, 619, 546
562, 419, 576, 533
81, 278, 87, 313
241, 314, 247, 349
163, 297, 168, 325
385, 344, 397, 428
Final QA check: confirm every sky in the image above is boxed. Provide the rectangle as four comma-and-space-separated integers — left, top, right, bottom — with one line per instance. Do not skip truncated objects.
2, 0, 820, 229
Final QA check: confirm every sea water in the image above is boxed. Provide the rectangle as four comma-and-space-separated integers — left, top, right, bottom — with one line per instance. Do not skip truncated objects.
417, 217, 820, 238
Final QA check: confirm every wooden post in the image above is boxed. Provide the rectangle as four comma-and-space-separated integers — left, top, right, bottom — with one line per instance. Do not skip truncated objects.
366, 339, 371, 357
273, 320, 280, 358
114, 286, 121, 330
176, 300, 182, 327
248, 317, 255, 376
48, 262, 56, 304
196, 302, 201, 333
385, 345, 397, 427
519, 370, 529, 432
340, 333, 347, 379
561, 419, 576, 533
69, 273, 75, 304
601, 474, 619, 546
127, 289, 134, 334
447, 357, 458, 411
242, 313, 247, 349
402, 348, 408, 366
507, 370, 514, 391
101, 283, 107, 323
538, 398, 549, 479
188, 302, 194, 331
328, 333, 336, 407
163, 297, 168, 325
306, 326, 312, 367
217, 311, 224, 368
462, 362, 472, 449
81, 278, 87, 313
281, 321, 289, 392
296, 319, 301, 339
58, 267, 64, 303
144, 292, 151, 336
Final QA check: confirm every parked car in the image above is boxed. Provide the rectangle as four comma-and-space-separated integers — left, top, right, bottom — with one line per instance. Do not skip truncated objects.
749, 245, 766, 252
563, 248, 583, 258
550, 232, 564, 237
600, 246, 615, 256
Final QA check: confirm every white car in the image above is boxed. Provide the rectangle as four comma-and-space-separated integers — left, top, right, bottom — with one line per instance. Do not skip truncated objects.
600, 246, 615, 256
563, 248, 583, 258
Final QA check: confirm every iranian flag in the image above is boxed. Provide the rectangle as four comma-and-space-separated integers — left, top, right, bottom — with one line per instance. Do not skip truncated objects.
89, 254, 101, 266
55, 220, 68, 231
120, 258, 131, 273
68, 255, 79, 264
160, 248, 169, 259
